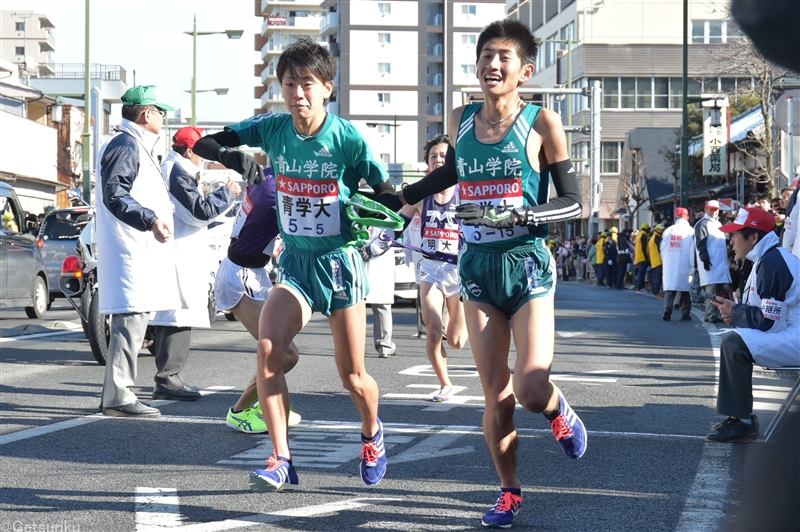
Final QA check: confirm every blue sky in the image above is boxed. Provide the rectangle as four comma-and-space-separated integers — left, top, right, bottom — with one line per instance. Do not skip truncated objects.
8, 0, 263, 123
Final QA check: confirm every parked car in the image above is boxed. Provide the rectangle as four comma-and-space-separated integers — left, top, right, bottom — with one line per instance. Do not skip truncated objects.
37, 207, 90, 301
0, 182, 49, 318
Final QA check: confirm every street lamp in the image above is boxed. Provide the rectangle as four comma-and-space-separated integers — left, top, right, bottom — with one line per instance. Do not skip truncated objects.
185, 88, 229, 96
183, 14, 242, 126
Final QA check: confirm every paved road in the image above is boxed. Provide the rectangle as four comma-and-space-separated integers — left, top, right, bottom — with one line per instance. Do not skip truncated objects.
0, 287, 797, 531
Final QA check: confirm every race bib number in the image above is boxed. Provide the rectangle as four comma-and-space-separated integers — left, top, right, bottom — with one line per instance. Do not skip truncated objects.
276, 175, 340, 237
761, 298, 784, 321
459, 177, 527, 243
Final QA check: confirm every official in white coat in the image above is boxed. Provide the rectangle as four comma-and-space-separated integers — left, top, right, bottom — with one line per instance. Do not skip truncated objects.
363, 226, 396, 357
706, 207, 800, 442
660, 207, 696, 321
95, 85, 179, 417
694, 200, 732, 322
150, 126, 240, 400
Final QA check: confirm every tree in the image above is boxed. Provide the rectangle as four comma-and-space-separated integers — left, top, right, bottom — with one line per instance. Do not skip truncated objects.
710, 21, 790, 196
618, 149, 649, 222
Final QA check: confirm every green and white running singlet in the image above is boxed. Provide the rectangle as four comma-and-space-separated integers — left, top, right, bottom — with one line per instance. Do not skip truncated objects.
456, 102, 551, 246
227, 113, 388, 253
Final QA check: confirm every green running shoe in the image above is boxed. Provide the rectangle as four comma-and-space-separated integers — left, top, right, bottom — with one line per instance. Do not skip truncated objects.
226, 407, 268, 434
253, 401, 302, 426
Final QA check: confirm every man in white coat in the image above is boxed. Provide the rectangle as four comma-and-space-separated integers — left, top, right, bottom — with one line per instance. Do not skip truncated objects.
660, 207, 696, 321
150, 126, 240, 401
707, 207, 800, 442
95, 85, 180, 417
362, 226, 395, 358
694, 200, 732, 323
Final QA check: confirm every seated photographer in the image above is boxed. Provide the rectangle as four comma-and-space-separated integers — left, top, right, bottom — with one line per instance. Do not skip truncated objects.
706, 207, 800, 443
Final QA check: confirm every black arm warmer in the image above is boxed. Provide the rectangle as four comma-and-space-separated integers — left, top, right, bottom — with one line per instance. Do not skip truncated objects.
402, 145, 458, 206
192, 129, 243, 162
517, 159, 582, 225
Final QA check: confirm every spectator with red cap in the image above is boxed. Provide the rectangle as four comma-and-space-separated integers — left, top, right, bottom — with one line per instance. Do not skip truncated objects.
660, 207, 696, 321
695, 200, 732, 323
149, 126, 241, 401
706, 207, 800, 442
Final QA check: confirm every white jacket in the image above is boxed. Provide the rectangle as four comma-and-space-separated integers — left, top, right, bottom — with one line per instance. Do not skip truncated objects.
150, 151, 235, 328
95, 120, 180, 314
694, 214, 732, 286
660, 218, 696, 291
782, 193, 799, 258
731, 231, 800, 368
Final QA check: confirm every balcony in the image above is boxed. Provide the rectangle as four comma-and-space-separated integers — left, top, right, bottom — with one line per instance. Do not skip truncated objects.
262, 0, 323, 13
261, 91, 284, 108
261, 41, 285, 60
38, 57, 55, 76
46, 63, 127, 82
262, 14, 323, 35
260, 64, 277, 84
40, 31, 56, 52
320, 11, 339, 36
330, 41, 340, 57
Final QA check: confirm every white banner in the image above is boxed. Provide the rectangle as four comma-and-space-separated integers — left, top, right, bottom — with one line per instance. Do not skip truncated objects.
703, 106, 727, 176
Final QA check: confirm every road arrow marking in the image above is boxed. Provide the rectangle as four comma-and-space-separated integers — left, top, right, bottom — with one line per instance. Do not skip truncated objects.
135, 491, 401, 532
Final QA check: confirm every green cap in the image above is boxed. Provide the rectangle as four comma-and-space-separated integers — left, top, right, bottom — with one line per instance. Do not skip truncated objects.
121, 85, 174, 111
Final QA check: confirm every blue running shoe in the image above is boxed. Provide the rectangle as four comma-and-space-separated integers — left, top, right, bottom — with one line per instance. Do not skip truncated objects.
481, 491, 522, 528
249, 456, 299, 492
547, 390, 587, 459
360, 418, 387, 485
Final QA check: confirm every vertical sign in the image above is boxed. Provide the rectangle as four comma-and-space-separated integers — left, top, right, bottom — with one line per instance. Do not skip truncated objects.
703, 106, 727, 176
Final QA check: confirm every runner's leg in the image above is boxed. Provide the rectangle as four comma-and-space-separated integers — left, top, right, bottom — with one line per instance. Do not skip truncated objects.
443, 292, 467, 349
464, 300, 518, 489
420, 281, 451, 388
256, 285, 311, 459
231, 295, 299, 412
509, 295, 558, 414
328, 300, 380, 438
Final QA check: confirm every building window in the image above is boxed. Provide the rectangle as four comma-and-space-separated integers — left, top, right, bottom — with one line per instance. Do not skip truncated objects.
462, 4, 476, 15
380, 153, 391, 166
15, 22, 24, 31
602, 77, 618, 109
461, 34, 476, 46
545, 33, 557, 67
654, 78, 669, 109
378, 92, 391, 105
378, 3, 391, 16
635, 77, 652, 109
601, 142, 621, 174
378, 33, 391, 45
691, 20, 739, 43
462, 64, 476, 76
15, 46, 25, 56
620, 78, 635, 109
378, 63, 391, 75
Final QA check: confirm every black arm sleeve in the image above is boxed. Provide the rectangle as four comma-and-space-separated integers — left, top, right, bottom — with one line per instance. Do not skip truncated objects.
695, 220, 710, 262
516, 159, 582, 225
402, 145, 458, 206
192, 129, 243, 162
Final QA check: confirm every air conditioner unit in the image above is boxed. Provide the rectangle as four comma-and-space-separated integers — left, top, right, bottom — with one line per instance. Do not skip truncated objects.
433, 14, 443, 26
433, 73, 442, 86
433, 43, 443, 56
434, 103, 443, 115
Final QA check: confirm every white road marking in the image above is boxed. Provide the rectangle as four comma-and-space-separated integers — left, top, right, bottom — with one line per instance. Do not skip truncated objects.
391, 429, 475, 464
674, 443, 733, 532
0, 330, 83, 343
134, 493, 401, 532
136, 487, 183, 531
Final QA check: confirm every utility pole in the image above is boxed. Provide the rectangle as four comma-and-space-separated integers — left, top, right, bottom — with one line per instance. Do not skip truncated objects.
82, 0, 92, 204
679, 0, 689, 209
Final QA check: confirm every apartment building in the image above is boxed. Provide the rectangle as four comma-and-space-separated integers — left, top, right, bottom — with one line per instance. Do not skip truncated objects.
508, 0, 750, 232
253, 0, 506, 168
0, 10, 56, 79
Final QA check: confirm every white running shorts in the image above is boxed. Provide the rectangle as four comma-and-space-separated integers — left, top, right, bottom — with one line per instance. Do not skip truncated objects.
214, 257, 273, 311
418, 258, 460, 298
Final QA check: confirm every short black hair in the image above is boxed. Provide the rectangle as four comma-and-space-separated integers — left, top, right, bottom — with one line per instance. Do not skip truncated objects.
122, 104, 157, 122
277, 37, 336, 85
423, 134, 449, 162
476, 19, 539, 66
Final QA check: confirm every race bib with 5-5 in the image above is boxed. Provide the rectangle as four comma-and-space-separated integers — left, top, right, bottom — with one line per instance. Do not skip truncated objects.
276, 175, 340, 237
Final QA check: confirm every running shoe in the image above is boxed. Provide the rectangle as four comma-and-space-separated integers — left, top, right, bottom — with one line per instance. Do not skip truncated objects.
253, 401, 302, 426
360, 417, 387, 485
249, 456, 299, 492
227, 407, 268, 434
481, 490, 522, 528
432, 385, 453, 402
547, 390, 587, 459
